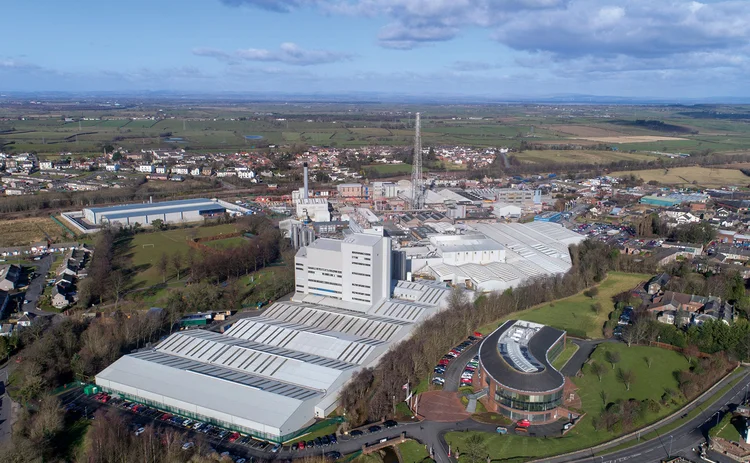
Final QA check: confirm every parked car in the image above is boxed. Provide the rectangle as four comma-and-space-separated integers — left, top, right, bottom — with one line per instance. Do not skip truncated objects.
321, 435, 330, 446
298, 440, 306, 449
135, 427, 145, 436
563, 422, 574, 430
292, 442, 299, 451
434, 366, 446, 373
432, 377, 445, 385
228, 432, 240, 443
350, 430, 364, 437
271, 443, 281, 453
181, 442, 194, 451
368, 425, 382, 433
306, 440, 315, 448
516, 419, 531, 428
438, 359, 451, 366
495, 427, 508, 434
325, 451, 342, 460
384, 420, 397, 428
329, 433, 338, 444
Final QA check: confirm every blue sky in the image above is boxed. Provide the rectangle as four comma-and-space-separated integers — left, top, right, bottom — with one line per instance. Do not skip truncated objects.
1, 0, 749, 97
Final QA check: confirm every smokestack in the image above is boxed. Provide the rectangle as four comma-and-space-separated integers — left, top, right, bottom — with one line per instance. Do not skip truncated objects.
303, 162, 309, 199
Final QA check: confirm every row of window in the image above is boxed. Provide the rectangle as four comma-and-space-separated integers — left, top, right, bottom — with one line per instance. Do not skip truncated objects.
309, 266, 342, 274
352, 291, 371, 297
352, 272, 371, 277
352, 251, 371, 256
352, 262, 370, 267
353, 297, 370, 303
308, 279, 342, 286
352, 283, 371, 288
309, 271, 342, 279
310, 287, 342, 294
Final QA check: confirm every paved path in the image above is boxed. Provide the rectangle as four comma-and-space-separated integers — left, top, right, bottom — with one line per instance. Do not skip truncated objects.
561, 339, 608, 377
418, 392, 470, 422
21, 254, 60, 318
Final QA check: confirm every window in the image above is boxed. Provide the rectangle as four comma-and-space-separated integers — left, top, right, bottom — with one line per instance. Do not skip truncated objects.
352, 272, 371, 277
353, 297, 370, 302
352, 262, 370, 267
352, 283, 371, 288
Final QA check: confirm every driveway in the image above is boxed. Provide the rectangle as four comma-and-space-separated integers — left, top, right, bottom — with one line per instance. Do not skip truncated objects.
442, 341, 481, 393
21, 253, 57, 317
561, 339, 608, 377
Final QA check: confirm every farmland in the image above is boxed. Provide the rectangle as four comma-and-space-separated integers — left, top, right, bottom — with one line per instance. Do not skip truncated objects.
610, 166, 750, 187
3, 103, 750, 165
0, 216, 70, 247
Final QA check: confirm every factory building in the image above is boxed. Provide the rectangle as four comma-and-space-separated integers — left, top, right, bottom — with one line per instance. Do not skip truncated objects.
83, 198, 226, 227
294, 231, 392, 308
96, 229, 451, 443
479, 320, 566, 423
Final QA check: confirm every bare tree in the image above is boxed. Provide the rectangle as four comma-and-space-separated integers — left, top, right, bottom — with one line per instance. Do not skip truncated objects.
591, 361, 608, 382
606, 350, 621, 370
171, 251, 183, 281
618, 368, 635, 391
157, 252, 169, 284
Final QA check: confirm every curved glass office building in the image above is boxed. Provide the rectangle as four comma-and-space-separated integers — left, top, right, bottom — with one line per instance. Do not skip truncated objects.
478, 320, 566, 423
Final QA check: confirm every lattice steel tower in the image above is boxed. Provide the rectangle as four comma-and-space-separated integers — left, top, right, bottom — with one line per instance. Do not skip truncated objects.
410, 112, 424, 210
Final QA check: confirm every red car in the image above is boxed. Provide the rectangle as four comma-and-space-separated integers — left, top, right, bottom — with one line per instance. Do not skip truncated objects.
516, 419, 531, 428
298, 441, 305, 450
438, 359, 450, 366
229, 432, 240, 443
473, 332, 483, 339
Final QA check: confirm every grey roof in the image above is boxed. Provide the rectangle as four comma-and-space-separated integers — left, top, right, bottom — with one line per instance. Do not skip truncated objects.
85, 198, 216, 215
479, 320, 566, 393
100, 203, 225, 221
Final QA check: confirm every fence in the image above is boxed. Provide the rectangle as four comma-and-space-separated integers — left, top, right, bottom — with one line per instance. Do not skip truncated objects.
648, 341, 712, 359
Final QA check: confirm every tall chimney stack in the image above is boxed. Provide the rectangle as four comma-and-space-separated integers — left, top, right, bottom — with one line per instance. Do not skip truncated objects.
303, 162, 309, 199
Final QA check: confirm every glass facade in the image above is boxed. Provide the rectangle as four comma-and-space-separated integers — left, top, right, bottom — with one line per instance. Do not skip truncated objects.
494, 387, 563, 413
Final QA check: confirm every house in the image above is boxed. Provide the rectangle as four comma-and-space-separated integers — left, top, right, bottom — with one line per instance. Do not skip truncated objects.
647, 273, 671, 295
155, 165, 168, 174
51, 286, 71, 309
172, 166, 190, 175
190, 167, 201, 176
40, 160, 54, 170
646, 291, 720, 314
105, 164, 120, 172
0, 324, 14, 337
201, 167, 213, 177
138, 165, 156, 173
695, 301, 734, 325
238, 170, 256, 179
656, 310, 692, 327
17, 312, 36, 327
0, 264, 21, 291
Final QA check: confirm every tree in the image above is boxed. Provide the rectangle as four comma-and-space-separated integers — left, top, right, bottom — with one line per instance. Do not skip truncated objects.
151, 218, 164, 230
591, 361, 608, 382
606, 350, 621, 369
109, 270, 127, 309
156, 252, 169, 284
584, 287, 599, 299
171, 251, 183, 281
591, 302, 603, 314
644, 355, 652, 369
463, 434, 487, 463
683, 344, 700, 362
618, 369, 635, 391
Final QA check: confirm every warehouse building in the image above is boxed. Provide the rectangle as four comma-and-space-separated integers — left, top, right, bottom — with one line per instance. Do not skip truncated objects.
479, 320, 566, 423
414, 222, 585, 292
96, 231, 451, 443
83, 198, 226, 226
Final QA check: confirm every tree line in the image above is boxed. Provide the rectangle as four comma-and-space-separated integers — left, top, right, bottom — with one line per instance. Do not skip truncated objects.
339, 240, 653, 426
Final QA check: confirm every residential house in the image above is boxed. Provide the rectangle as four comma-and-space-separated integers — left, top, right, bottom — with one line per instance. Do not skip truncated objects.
0, 324, 14, 337
647, 273, 671, 295
172, 166, 190, 175
17, 312, 35, 327
190, 167, 201, 176
237, 170, 256, 179
0, 264, 21, 291
138, 165, 156, 173
40, 160, 54, 170
155, 165, 168, 174
105, 164, 120, 172
201, 167, 213, 177
646, 291, 720, 314
51, 286, 71, 309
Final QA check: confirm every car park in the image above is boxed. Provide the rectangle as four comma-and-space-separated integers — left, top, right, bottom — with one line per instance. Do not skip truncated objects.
368, 425, 382, 433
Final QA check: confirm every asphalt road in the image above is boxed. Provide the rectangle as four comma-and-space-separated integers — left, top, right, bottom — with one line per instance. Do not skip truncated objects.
21, 253, 57, 317
442, 341, 482, 392
561, 339, 608, 377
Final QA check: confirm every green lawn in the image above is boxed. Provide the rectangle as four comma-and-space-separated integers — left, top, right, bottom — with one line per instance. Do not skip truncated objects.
445, 343, 690, 462
398, 440, 431, 463
204, 236, 249, 249
364, 163, 414, 175
287, 421, 340, 444
715, 414, 743, 442
478, 272, 649, 339
552, 343, 579, 370
126, 224, 239, 288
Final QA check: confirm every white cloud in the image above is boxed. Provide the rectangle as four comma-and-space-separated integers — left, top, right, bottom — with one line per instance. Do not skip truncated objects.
194, 42, 352, 65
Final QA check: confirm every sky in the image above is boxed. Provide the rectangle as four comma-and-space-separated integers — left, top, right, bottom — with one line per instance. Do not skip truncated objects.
1, 0, 749, 98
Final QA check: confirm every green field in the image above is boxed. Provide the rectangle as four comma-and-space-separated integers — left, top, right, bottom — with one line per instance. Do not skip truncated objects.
445, 343, 691, 462
551, 343, 579, 370
611, 166, 750, 187
126, 224, 239, 288
398, 440, 431, 463
364, 163, 414, 175
204, 236, 249, 249
479, 272, 649, 339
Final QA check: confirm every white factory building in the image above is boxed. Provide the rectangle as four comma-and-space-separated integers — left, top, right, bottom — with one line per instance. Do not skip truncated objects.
95, 230, 451, 443
413, 222, 585, 292
293, 231, 391, 308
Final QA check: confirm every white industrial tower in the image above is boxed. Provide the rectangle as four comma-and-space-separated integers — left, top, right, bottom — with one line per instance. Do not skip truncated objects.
410, 112, 424, 210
